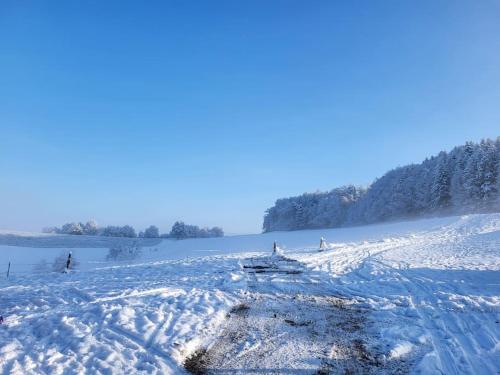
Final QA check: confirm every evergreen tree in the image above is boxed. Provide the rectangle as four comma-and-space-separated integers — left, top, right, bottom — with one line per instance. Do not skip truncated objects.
263, 139, 499, 232
431, 153, 451, 210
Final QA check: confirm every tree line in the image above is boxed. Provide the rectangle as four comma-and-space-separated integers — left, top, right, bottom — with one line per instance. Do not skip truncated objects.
263, 138, 500, 232
43, 221, 224, 239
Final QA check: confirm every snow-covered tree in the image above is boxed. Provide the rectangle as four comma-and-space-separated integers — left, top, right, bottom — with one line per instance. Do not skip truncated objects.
101, 225, 137, 238
263, 186, 366, 232
477, 139, 498, 202
170, 221, 187, 239
430, 152, 451, 210
209, 226, 224, 237
169, 221, 224, 239
263, 138, 500, 232
60, 222, 84, 235
47, 221, 141, 238
83, 220, 98, 235
143, 225, 160, 238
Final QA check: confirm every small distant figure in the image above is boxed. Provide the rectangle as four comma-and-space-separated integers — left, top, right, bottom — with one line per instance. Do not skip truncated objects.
319, 237, 326, 251
273, 241, 278, 254
0, 316, 4, 324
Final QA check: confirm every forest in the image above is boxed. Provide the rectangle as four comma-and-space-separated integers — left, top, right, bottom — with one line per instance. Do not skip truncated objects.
263, 138, 500, 232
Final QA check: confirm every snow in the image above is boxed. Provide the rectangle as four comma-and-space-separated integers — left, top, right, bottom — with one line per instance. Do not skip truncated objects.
0, 214, 499, 374
389, 341, 414, 359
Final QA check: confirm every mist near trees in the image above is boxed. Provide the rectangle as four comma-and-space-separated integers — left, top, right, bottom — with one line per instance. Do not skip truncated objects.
168, 221, 224, 239
263, 138, 500, 232
263, 186, 366, 232
44, 221, 139, 238
139, 225, 160, 238
44, 221, 224, 239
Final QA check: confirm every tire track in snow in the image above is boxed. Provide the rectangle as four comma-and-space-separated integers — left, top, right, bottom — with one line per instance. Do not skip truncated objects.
367, 257, 496, 374
107, 319, 179, 372
184, 255, 409, 374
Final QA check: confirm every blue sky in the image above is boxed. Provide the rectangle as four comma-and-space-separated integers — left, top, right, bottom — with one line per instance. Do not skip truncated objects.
1, 1, 499, 234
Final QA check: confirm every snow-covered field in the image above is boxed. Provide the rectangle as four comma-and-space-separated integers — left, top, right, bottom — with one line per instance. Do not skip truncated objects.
0, 214, 499, 374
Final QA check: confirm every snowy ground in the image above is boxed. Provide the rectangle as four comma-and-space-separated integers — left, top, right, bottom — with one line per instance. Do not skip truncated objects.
0, 214, 499, 374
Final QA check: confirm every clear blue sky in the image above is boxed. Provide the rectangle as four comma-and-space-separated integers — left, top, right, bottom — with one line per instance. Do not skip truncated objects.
1, 1, 499, 234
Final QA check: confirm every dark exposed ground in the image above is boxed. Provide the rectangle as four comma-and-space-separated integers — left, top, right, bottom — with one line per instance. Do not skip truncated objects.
184, 255, 411, 375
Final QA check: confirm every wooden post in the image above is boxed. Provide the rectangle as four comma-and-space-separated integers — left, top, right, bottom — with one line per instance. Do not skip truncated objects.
319, 237, 326, 251
6, 261, 10, 279
66, 252, 72, 271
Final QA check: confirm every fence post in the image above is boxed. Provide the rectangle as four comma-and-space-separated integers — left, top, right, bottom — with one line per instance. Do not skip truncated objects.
319, 237, 326, 251
6, 261, 10, 279
66, 252, 72, 272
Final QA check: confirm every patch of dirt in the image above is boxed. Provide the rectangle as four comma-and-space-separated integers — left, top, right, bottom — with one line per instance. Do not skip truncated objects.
246, 269, 303, 274
336, 317, 364, 333
184, 348, 210, 375
229, 303, 250, 315
284, 318, 311, 327
243, 265, 271, 270
185, 255, 412, 374
352, 338, 379, 365
314, 366, 331, 375
187, 292, 388, 374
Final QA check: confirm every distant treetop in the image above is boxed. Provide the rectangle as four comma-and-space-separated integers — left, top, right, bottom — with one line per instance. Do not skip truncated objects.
43, 221, 224, 239
168, 221, 224, 239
